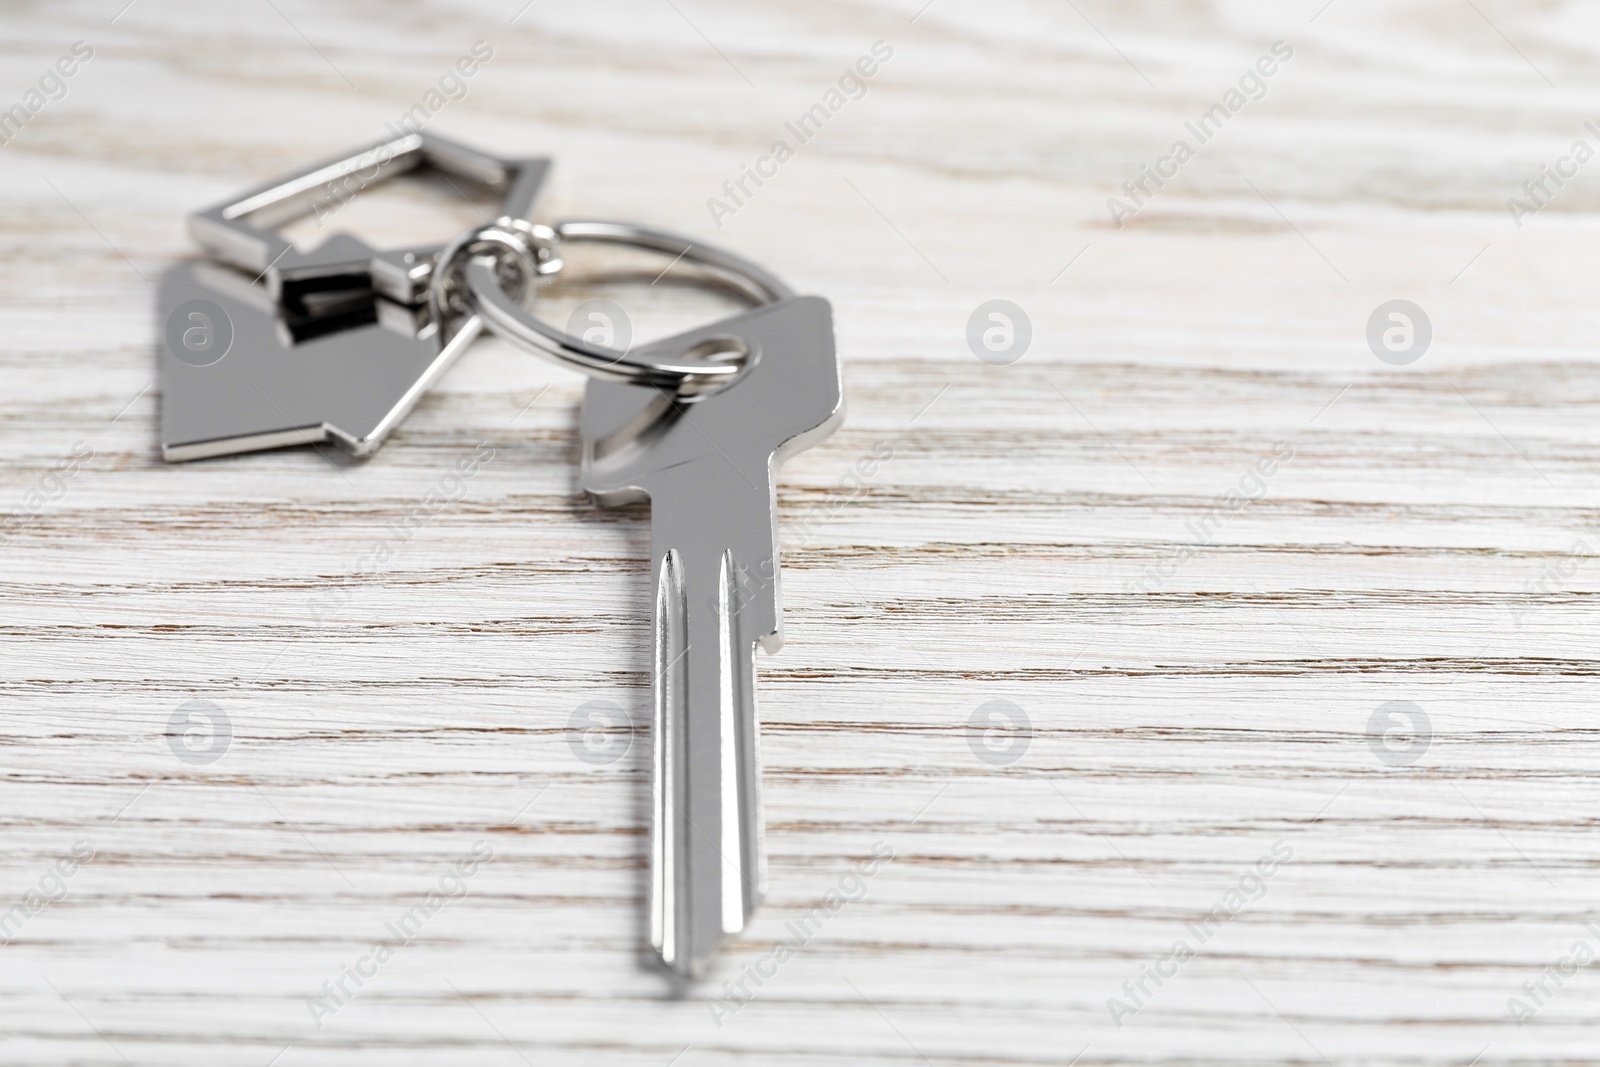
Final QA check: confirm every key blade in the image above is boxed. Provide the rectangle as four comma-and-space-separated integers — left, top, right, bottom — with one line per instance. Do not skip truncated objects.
654, 545, 766, 976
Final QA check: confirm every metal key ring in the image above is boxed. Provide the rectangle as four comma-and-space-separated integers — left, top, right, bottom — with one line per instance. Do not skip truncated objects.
431, 216, 561, 323
441, 219, 796, 389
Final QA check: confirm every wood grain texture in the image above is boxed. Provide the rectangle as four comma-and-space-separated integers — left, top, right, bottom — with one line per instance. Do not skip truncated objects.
5, 0, 1600, 1063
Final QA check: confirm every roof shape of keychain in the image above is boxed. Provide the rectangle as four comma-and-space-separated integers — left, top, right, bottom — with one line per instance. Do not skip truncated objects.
158, 133, 555, 460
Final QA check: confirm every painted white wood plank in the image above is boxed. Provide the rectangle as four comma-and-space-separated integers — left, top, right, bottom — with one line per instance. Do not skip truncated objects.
4, 1, 1600, 1064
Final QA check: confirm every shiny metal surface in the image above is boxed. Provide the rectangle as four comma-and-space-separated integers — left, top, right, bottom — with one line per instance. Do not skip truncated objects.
460, 221, 795, 388
429, 218, 561, 354
164, 138, 843, 979
160, 137, 549, 461
580, 295, 844, 977
189, 132, 550, 305
158, 262, 491, 461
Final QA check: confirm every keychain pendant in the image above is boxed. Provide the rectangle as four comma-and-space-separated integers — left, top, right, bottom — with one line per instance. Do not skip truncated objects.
159, 133, 549, 460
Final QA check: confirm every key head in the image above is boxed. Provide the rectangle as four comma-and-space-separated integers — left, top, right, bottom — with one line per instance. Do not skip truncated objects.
580, 295, 844, 504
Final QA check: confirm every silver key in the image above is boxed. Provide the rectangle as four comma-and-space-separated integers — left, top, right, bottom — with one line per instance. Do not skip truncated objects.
580, 296, 843, 976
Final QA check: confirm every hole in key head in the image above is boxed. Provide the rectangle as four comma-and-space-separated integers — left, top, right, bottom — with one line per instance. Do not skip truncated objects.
674, 336, 752, 398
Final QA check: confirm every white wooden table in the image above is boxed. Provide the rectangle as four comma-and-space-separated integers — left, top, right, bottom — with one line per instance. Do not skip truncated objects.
5, 1, 1600, 1063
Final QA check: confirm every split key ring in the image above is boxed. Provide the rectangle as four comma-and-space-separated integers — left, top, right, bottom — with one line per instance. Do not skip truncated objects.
434, 219, 797, 390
